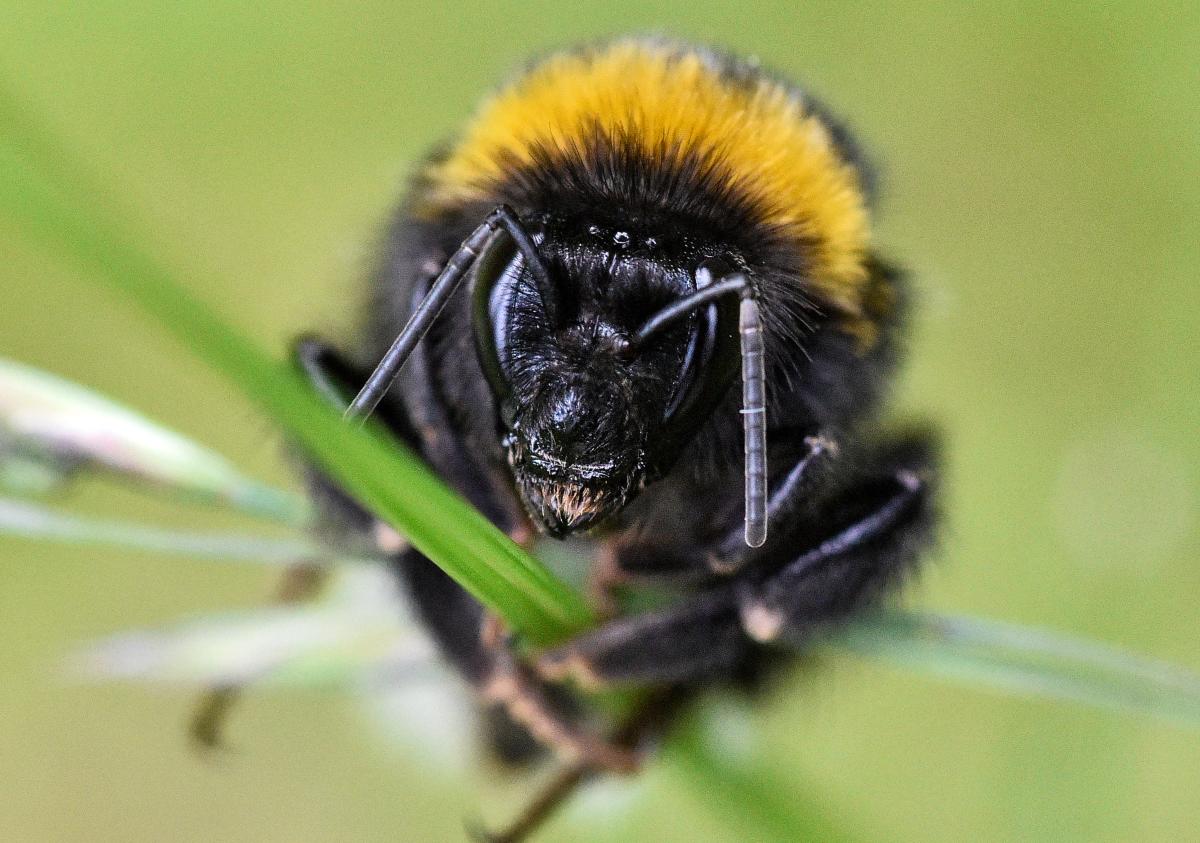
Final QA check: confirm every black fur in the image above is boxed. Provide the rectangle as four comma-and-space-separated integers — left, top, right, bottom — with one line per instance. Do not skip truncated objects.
301, 37, 938, 837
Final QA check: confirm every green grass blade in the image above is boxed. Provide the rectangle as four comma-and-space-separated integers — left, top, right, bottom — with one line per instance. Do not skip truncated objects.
0, 357, 304, 523
0, 496, 349, 564
832, 610, 1200, 728
0, 89, 593, 645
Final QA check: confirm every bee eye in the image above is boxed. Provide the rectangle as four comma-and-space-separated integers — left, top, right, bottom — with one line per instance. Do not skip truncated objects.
471, 233, 525, 402
662, 305, 715, 421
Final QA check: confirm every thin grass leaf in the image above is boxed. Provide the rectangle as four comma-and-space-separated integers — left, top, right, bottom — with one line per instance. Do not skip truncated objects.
71, 609, 432, 689
70, 566, 439, 689
0, 357, 305, 522
831, 610, 1200, 729
0, 88, 593, 645
0, 496, 358, 564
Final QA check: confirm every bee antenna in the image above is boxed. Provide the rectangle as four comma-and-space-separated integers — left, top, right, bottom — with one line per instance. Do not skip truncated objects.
627, 274, 747, 346
629, 267, 769, 548
738, 287, 768, 547
347, 205, 551, 422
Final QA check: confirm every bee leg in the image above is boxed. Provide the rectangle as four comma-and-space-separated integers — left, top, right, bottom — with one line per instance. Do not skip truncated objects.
471, 688, 691, 843
294, 334, 427, 447
536, 589, 748, 688
537, 435, 936, 687
591, 432, 837, 592
469, 762, 592, 843
476, 614, 642, 774
706, 432, 839, 574
736, 438, 936, 644
294, 335, 366, 409
583, 543, 632, 617
395, 534, 569, 770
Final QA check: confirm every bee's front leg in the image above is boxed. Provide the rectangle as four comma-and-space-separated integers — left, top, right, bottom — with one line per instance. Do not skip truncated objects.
534, 433, 938, 688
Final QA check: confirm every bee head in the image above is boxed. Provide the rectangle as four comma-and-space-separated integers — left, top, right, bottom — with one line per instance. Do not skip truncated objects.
474, 218, 744, 538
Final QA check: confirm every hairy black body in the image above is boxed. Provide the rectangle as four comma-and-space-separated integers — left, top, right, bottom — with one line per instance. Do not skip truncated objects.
294, 38, 938, 841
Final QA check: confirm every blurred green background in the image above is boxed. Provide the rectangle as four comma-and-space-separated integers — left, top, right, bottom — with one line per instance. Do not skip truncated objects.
2, 2, 1198, 841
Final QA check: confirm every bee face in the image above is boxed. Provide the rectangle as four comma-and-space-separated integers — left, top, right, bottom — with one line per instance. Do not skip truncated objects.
505, 387, 645, 535
482, 226, 705, 535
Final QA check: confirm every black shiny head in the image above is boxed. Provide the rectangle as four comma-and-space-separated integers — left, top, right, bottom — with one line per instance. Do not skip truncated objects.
472, 215, 741, 536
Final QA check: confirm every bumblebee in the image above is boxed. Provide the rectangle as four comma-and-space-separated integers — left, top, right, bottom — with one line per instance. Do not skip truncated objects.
296, 37, 936, 839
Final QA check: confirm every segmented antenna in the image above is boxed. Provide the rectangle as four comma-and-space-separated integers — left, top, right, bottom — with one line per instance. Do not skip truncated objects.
346, 205, 551, 423
628, 267, 770, 548
739, 293, 768, 547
